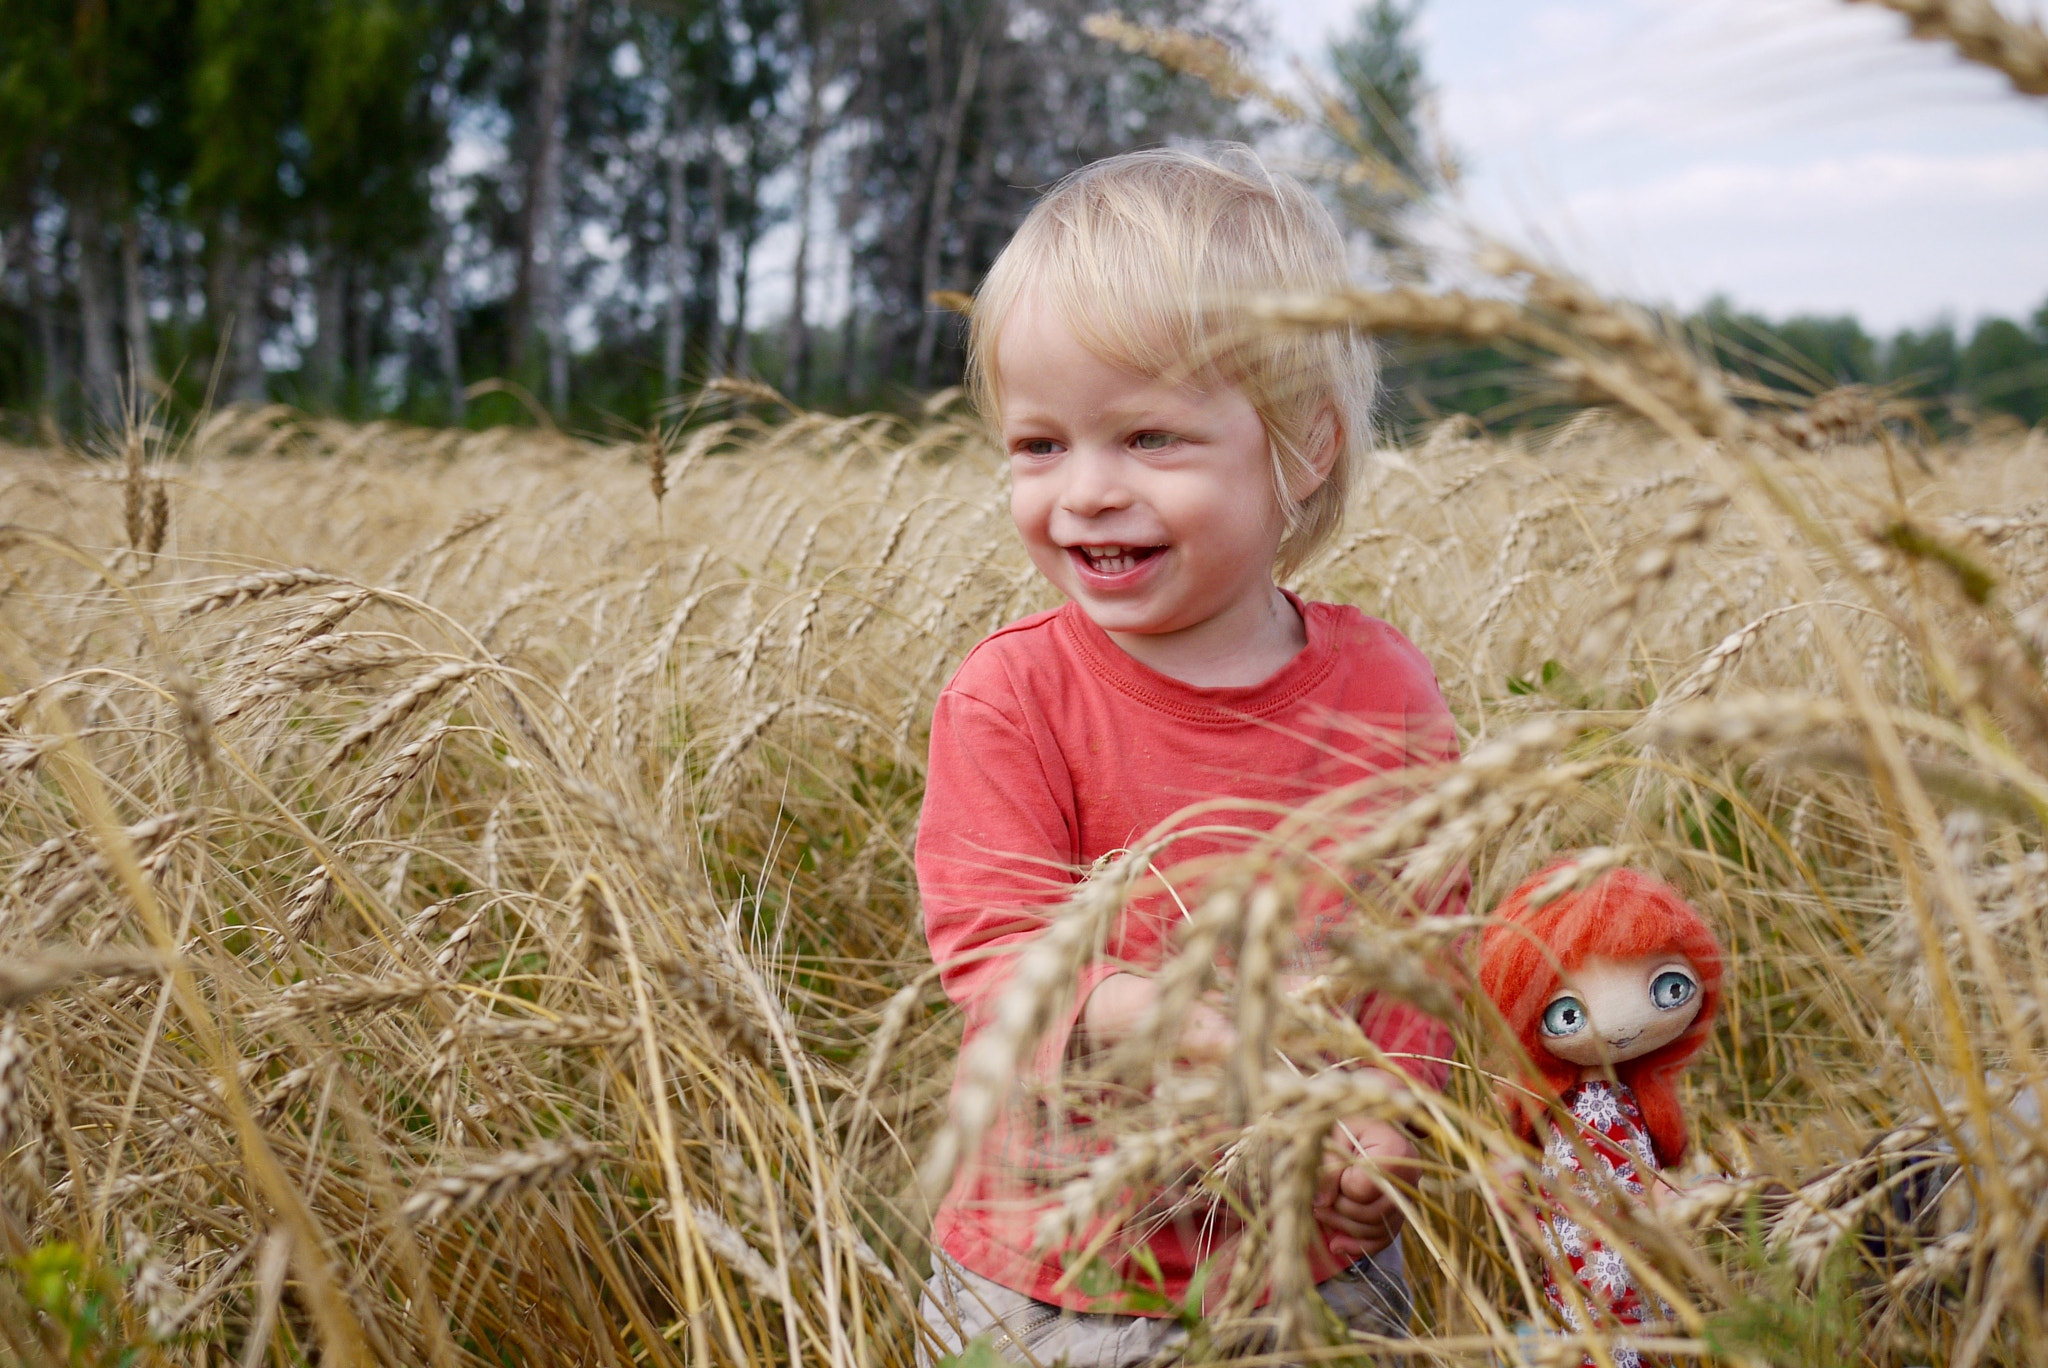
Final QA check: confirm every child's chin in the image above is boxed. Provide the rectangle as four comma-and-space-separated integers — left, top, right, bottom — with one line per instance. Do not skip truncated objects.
1074, 600, 1176, 635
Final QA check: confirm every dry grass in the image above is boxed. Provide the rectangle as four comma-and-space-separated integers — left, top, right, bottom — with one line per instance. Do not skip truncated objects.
1, 375, 2046, 1366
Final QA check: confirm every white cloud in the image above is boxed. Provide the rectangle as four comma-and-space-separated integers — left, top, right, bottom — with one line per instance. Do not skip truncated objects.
1553, 148, 2048, 325
1256, 0, 2048, 326
1570, 148, 2048, 223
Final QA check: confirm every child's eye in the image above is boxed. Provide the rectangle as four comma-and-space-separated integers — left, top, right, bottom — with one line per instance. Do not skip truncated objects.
1541, 997, 1587, 1037
1649, 970, 1697, 1010
1132, 431, 1175, 451
1013, 438, 1062, 458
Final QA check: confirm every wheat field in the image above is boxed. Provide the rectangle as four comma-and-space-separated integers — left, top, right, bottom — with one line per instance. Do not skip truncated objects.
0, 371, 2046, 1366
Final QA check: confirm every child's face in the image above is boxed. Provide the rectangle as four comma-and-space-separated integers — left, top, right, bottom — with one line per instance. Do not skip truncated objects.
995, 294, 1292, 650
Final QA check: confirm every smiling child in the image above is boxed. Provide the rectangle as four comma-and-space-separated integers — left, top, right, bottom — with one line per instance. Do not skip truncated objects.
916, 145, 1465, 1364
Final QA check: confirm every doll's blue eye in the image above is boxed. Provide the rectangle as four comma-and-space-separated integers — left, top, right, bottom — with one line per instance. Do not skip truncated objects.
1541, 997, 1586, 1037
1650, 970, 1697, 1010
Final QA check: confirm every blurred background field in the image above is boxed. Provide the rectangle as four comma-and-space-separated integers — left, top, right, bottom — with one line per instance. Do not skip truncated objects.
4, 1, 2048, 1365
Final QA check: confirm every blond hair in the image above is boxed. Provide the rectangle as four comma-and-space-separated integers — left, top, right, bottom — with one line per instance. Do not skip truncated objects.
967, 144, 1371, 576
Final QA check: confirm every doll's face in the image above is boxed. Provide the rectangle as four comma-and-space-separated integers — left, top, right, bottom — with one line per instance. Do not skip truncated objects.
1539, 954, 1702, 1069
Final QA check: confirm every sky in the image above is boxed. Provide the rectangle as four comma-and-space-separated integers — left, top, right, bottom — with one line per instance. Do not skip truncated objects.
1256, 0, 2048, 331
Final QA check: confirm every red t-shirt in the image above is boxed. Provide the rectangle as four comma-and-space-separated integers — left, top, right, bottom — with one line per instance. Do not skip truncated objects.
918, 594, 1464, 1313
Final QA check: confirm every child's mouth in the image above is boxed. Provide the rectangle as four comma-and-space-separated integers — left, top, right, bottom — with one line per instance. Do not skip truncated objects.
1071, 544, 1164, 576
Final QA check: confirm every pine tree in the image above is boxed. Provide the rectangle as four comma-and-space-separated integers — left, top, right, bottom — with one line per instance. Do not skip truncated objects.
1325, 0, 1435, 264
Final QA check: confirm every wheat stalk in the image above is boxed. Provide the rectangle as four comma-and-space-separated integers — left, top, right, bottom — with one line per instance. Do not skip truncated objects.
1082, 12, 1309, 119
338, 722, 452, 833
1850, 0, 2048, 96
248, 972, 439, 1027
323, 661, 487, 768
399, 1137, 604, 1226
687, 1202, 789, 1303
0, 947, 169, 1009
0, 1014, 31, 1156
179, 568, 347, 618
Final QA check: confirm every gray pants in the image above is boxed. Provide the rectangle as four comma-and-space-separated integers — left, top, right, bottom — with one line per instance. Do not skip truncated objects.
917, 1240, 1409, 1366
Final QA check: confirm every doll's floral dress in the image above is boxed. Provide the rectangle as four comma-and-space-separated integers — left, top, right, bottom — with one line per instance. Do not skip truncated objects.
1536, 1079, 1674, 1368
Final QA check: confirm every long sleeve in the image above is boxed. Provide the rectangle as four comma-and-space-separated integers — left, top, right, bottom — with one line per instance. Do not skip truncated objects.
918, 687, 1119, 1076
1350, 676, 1468, 1094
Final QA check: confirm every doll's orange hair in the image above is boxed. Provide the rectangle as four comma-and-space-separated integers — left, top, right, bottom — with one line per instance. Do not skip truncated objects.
1479, 863, 1723, 1167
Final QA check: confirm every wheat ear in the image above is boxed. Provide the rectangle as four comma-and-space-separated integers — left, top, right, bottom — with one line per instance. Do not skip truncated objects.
1849, 0, 2048, 96
399, 1137, 604, 1225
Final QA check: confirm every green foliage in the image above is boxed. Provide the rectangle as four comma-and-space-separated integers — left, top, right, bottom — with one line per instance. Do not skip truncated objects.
1505, 658, 1598, 709
188, 0, 443, 242
1679, 788, 1746, 869
0, 0, 194, 200
1888, 321, 1960, 402
933, 1338, 1003, 1368
7, 1242, 152, 1368
1960, 316, 2048, 426
1703, 1211, 1863, 1368
1325, 0, 1435, 257
1697, 297, 1879, 390
1328, 1, 1430, 185
1691, 293, 2048, 433
1380, 338, 1530, 430
1065, 1248, 1216, 1346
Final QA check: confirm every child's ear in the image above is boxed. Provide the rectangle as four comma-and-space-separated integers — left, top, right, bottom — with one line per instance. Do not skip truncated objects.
1287, 406, 1342, 501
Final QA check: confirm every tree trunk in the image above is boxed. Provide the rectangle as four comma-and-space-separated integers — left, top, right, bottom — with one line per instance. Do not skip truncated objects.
661, 142, 688, 394
913, 27, 984, 390
231, 251, 266, 405
216, 215, 268, 407
705, 146, 728, 377
962, 126, 998, 280
72, 198, 122, 422
528, 0, 583, 416
120, 217, 159, 396
660, 82, 690, 397
309, 217, 344, 409
510, 0, 582, 387
434, 235, 464, 426
785, 52, 824, 401
348, 269, 374, 411
839, 239, 859, 406
729, 147, 758, 376
29, 220, 66, 414
836, 137, 864, 405
730, 242, 751, 376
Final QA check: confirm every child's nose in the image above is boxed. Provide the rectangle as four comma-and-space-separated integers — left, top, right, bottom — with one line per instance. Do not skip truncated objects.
1058, 445, 1133, 514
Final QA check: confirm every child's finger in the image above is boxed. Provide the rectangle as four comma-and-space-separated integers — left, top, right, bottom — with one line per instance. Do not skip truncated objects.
1332, 1190, 1397, 1228
1326, 1234, 1367, 1261
1314, 1206, 1380, 1241
1323, 1226, 1394, 1261
1337, 1163, 1389, 1205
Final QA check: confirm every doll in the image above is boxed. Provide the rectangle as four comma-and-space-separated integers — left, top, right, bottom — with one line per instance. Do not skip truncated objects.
1479, 863, 1723, 1366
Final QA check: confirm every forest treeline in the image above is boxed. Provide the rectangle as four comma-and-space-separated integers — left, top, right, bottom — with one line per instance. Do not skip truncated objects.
1400, 296, 2048, 435
2, 0, 2044, 437
0, 0, 1252, 432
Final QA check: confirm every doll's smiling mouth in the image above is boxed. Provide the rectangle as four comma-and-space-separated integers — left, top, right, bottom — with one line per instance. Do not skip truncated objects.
1071, 544, 1165, 575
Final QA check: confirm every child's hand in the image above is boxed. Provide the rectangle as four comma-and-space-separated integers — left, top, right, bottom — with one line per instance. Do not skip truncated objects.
1077, 972, 1234, 1062
1313, 1108, 1418, 1262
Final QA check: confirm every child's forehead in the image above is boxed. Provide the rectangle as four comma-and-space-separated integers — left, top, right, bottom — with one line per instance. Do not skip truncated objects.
990, 285, 1223, 399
